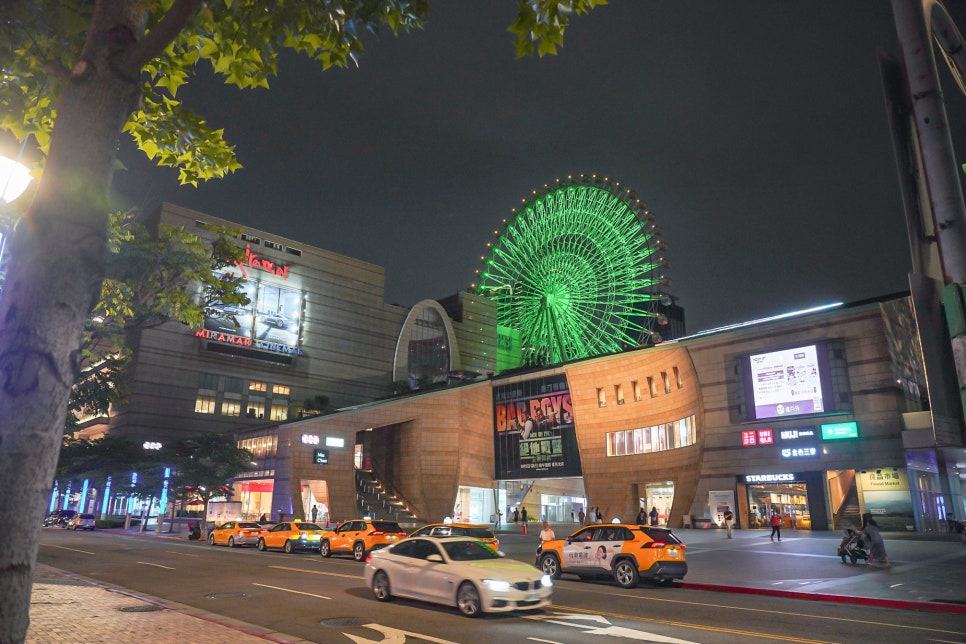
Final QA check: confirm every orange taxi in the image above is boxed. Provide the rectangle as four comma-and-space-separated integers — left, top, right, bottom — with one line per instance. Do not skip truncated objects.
319, 519, 408, 561
408, 522, 500, 550
536, 523, 687, 588
256, 520, 326, 553
207, 520, 263, 547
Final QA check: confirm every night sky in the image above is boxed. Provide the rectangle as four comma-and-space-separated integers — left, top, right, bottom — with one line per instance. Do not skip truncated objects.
113, 2, 966, 334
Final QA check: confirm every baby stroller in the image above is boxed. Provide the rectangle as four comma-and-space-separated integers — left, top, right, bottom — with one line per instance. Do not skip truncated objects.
837, 528, 869, 564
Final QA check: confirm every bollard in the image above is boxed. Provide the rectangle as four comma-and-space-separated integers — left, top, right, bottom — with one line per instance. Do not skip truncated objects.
522, 521, 527, 535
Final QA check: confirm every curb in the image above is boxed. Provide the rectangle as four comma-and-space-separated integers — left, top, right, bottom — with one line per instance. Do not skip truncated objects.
680, 581, 966, 614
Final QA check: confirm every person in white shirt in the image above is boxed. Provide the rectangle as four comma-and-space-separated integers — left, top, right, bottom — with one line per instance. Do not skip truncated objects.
538, 520, 556, 544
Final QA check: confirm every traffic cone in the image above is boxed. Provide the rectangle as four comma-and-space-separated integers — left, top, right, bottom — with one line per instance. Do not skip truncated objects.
522, 521, 527, 535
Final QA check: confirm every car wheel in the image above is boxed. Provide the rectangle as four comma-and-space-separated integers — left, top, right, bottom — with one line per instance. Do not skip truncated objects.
228, 536, 236, 548
614, 559, 640, 589
353, 542, 366, 562
207, 533, 215, 545
539, 553, 561, 579
320, 540, 331, 558
372, 571, 392, 602
257, 538, 266, 551
849, 555, 857, 564
284, 540, 295, 554
456, 581, 483, 617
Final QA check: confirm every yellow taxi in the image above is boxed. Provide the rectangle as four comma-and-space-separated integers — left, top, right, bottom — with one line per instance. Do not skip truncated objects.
319, 519, 408, 561
536, 523, 687, 588
207, 520, 263, 547
256, 520, 326, 554
407, 523, 500, 551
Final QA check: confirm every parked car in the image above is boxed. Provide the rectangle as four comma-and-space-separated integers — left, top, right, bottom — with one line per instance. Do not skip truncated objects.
66, 513, 96, 531
536, 523, 687, 588
408, 523, 500, 550
365, 536, 552, 617
320, 519, 408, 561
43, 510, 77, 527
208, 521, 263, 547
256, 521, 326, 553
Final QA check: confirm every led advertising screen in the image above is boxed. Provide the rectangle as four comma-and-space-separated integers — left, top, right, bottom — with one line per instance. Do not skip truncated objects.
493, 374, 582, 480
742, 343, 834, 421
203, 272, 302, 354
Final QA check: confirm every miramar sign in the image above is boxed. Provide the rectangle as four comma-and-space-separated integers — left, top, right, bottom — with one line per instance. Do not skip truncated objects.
234, 244, 290, 280
194, 329, 303, 355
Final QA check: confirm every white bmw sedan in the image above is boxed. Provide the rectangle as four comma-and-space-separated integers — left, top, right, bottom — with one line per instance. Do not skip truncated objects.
364, 536, 552, 617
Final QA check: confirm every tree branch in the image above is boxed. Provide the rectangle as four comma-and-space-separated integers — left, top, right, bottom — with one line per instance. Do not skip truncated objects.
127, 0, 204, 70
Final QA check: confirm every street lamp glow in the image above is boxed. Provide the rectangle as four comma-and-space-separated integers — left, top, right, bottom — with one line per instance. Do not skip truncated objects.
0, 155, 32, 203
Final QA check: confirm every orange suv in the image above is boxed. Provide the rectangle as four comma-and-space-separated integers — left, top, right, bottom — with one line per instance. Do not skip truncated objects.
320, 519, 408, 561
536, 523, 687, 588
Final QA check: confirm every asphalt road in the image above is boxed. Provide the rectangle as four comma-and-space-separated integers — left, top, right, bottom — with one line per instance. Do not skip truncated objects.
37, 527, 966, 644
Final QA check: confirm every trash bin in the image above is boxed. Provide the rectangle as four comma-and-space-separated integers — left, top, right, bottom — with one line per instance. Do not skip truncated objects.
682, 514, 693, 529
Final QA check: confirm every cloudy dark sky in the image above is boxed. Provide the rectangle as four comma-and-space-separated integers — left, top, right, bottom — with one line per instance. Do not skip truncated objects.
114, 2, 966, 334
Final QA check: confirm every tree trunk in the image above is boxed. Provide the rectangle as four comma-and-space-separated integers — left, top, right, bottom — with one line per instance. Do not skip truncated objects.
0, 4, 149, 641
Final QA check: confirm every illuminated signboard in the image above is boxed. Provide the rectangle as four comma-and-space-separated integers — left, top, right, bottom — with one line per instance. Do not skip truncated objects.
313, 449, 329, 465
740, 429, 774, 446
744, 473, 795, 483
821, 421, 859, 440
780, 446, 818, 458
325, 436, 345, 448
142, 441, 162, 450
779, 427, 817, 441
235, 244, 290, 280
301, 434, 320, 445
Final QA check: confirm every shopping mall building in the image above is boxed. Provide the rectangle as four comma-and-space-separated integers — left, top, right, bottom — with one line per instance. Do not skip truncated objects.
77, 203, 966, 533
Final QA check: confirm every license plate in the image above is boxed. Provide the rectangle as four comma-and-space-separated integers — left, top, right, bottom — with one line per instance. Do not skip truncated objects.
667, 548, 678, 557
526, 592, 540, 601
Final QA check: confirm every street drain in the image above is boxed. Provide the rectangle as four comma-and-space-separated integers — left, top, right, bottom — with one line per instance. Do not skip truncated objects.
117, 605, 165, 612
320, 616, 370, 628
205, 592, 251, 600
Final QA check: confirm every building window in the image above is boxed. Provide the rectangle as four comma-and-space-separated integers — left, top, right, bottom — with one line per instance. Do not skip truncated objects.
194, 395, 216, 414
647, 377, 657, 398
661, 372, 671, 394
606, 415, 697, 456
632, 380, 642, 402
224, 377, 244, 394
597, 388, 606, 407
249, 381, 267, 393
221, 399, 242, 417
673, 366, 683, 389
615, 385, 625, 405
198, 373, 218, 391
272, 384, 290, 397
246, 402, 265, 419
238, 435, 277, 459
269, 404, 288, 421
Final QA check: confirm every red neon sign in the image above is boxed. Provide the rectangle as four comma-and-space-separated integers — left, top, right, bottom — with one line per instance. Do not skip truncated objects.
741, 430, 757, 446
195, 329, 253, 346
758, 429, 774, 445
235, 244, 289, 280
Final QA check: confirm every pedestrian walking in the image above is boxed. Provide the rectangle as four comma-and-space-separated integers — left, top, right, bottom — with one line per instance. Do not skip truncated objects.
578, 509, 585, 525
723, 507, 734, 538
861, 513, 890, 566
770, 510, 782, 541
636, 507, 647, 525
649, 506, 659, 526
538, 520, 556, 545
521, 505, 528, 524
311, 504, 318, 523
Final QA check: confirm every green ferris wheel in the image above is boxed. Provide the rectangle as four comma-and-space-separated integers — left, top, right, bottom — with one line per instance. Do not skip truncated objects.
475, 174, 670, 370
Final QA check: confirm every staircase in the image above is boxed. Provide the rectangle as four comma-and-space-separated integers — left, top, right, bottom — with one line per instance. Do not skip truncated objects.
355, 470, 419, 525
834, 485, 862, 529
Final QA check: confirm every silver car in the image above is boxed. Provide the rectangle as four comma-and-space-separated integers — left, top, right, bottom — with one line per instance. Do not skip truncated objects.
67, 513, 96, 531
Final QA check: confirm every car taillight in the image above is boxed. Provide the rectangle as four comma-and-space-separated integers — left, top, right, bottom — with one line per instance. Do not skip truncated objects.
647, 541, 667, 548
370, 531, 384, 536
365, 554, 373, 563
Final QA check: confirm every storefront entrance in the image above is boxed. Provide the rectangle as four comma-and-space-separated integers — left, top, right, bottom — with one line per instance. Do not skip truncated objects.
742, 475, 811, 530
641, 481, 675, 526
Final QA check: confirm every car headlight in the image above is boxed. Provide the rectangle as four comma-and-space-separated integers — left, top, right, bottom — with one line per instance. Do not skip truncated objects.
482, 579, 511, 592
541, 574, 553, 588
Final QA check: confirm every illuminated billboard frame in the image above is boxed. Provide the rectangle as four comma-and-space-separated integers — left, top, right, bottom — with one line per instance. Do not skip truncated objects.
492, 374, 582, 479
740, 343, 835, 421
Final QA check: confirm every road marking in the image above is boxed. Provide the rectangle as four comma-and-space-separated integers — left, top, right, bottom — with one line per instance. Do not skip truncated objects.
252, 582, 330, 600
164, 550, 198, 557
42, 544, 95, 555
344, 623, 458, 644
554, 586, 966, 638
528, 609, 820, 643
136, 561, 175, 570
527, 639, 563, 644
269, 565, 362, 580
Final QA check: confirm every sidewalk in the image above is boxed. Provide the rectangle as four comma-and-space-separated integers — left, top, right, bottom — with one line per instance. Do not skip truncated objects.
499, 521, 966, 613
27, 523, 966, 642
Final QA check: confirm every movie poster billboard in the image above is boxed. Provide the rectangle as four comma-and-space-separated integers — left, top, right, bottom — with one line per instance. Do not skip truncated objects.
493, 374, 582, 479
